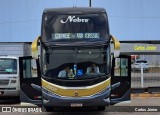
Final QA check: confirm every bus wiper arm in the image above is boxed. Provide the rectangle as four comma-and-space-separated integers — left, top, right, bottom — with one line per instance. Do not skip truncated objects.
3, 70, 11, 74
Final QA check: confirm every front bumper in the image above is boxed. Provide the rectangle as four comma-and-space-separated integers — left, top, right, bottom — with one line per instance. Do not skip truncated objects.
0, 88, 19, 97
42, 88, 111, 107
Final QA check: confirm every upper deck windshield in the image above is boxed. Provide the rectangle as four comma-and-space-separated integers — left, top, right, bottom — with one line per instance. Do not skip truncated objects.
0, 58, 17, 74
42, 13, 109, 42
42, 46, 110, 80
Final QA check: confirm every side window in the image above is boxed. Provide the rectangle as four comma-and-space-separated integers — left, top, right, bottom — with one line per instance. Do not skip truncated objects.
23, 59, 37, 78
114, 58, 128, 77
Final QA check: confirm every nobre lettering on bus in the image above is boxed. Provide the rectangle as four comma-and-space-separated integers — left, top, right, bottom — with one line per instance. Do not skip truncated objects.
61, 16, 89, 23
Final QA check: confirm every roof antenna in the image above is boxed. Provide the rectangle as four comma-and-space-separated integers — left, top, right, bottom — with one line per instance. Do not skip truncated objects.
73, 0, 77, 7
89, 0, 92, 7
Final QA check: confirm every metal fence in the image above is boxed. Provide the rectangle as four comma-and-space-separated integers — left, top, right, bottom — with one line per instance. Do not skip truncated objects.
131, 55, 160, 88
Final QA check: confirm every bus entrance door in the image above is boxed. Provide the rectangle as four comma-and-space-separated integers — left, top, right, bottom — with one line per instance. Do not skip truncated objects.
19, 56, 42, 105
110, 55, 131, 105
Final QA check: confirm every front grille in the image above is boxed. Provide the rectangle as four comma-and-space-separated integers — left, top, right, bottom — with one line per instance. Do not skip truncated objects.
0, 80, 9, 85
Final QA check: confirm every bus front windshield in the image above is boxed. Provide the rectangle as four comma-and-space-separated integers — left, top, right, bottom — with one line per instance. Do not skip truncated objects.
42, 46, 110, 79
0, 59, 17, 74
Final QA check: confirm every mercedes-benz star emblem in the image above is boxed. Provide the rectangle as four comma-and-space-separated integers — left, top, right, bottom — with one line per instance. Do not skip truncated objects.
74, 91, 79, 97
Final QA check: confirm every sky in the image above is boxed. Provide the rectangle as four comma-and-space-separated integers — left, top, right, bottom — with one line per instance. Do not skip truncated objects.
0, 0, 160, 42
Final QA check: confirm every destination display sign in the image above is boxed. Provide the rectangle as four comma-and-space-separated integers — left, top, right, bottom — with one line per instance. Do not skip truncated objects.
51, 33, 100, 39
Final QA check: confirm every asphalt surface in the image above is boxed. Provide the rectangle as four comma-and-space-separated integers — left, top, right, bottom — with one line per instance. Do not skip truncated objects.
0, 96, 160, 114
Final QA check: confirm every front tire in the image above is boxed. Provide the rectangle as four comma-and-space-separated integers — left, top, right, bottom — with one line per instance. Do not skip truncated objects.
15, 96, 20, 103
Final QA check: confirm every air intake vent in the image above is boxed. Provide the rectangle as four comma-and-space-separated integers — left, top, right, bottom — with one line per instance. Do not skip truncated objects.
0, 80, 9, 85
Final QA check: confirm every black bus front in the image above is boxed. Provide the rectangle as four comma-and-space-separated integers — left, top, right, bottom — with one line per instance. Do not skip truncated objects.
40, 8, 111, 108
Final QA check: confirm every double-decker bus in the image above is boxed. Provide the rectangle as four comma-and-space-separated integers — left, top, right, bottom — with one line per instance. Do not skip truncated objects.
19, 7, 131, 111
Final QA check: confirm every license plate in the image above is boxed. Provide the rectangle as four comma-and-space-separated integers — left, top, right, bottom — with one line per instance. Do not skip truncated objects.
71, 103, 83, 107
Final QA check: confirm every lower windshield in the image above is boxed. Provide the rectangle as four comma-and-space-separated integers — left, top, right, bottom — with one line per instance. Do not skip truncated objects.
0, 58, 17, 74
42, 46, 110, 79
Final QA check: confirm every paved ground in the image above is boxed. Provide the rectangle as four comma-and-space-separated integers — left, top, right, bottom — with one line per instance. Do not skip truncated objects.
0, 96, 160, 114
1, 96, 159, 106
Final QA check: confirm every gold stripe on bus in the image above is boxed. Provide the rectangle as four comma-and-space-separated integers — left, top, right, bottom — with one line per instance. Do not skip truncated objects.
42, 77, 111, 97
31, 36, 40, 59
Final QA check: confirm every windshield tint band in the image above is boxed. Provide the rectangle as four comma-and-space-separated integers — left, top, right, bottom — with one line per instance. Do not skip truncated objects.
41, 13, 109, 42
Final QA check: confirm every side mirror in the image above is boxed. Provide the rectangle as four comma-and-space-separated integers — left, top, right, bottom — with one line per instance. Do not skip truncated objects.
31, 36, 40, 59
110, 35, 120, 58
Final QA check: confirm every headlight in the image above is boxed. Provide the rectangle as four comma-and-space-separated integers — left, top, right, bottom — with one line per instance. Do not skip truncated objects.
42, 87, 56, 96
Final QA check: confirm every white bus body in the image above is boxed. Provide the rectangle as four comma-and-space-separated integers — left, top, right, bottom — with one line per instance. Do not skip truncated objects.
0, 56, 19, 97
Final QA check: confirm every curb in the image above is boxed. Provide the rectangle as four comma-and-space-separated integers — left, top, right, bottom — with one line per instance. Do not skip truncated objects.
131, 93, 160, 97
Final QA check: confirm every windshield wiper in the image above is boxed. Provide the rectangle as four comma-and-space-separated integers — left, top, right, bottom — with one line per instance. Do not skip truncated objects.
5, 70, 12, 74
0, 70, 11, 74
